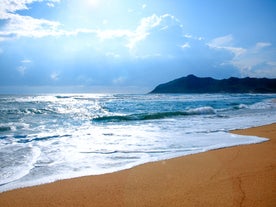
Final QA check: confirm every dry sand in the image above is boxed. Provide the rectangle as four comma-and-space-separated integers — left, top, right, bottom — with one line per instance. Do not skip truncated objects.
0, 123, 275, 207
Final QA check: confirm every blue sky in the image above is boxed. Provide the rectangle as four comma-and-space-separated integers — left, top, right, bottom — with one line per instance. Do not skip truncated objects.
0, 0, 276, 93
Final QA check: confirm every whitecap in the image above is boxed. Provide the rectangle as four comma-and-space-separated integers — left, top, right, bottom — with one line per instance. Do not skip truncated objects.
0, 145, 40, 186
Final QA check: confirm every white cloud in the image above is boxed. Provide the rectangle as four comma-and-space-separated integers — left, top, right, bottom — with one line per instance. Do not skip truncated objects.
0, 0, 37, 16
17, 66, 27, 75
225, 46, 247, 57
208, 34, 233, 47
184, 33, 204, 41
208, 35, 275, 77
16, 58, 32, 75
207, 35, 246, 57
47, 3, 55, 7
255, 42, 271, 50
184, 34, 192, 39
0, 12, 62, 39
181, 42, 190, 49
50, 72, 59, 80
230, 43, 274, 77
160, 25, 169, 31
138, 14, 163, 30
0, 1, 59, 17
21, 59, 32, 63
142, 4, 147, 9
126, 14, 178, 50
96, 29, 132, 40
46, 0, 60, 7
94, 13, 182, 53
0, 0, 65, 41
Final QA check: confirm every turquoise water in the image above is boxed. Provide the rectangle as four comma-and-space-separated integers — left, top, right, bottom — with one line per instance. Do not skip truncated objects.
0, 93, 275, 192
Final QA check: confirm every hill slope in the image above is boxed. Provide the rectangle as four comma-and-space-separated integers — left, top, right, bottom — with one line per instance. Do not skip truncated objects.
150, 75, 276, 93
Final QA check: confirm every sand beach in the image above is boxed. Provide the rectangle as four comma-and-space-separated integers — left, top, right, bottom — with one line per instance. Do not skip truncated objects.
0, 123, 275, 207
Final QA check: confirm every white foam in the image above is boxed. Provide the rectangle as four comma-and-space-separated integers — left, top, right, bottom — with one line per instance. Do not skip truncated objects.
187, 106, 216, 115
250, 99, 276, 110
0, 145, 40, 186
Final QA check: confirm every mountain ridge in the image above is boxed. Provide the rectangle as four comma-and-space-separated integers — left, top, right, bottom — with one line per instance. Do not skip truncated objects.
150, 74, 276, 93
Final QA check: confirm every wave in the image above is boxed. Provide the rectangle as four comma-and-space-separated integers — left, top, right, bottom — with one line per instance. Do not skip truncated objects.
0, 108, 56, 116
232, 104, 248, 110
55, 95, 73, 99
228, 99, 276, 111
0, 126, 11, 132
15, 134, 71, 144
80, 148, 201, 155
0, 124, 18, 132
0, 146, 40, 186
249, 98, 276, 110
93, 106, 216, 122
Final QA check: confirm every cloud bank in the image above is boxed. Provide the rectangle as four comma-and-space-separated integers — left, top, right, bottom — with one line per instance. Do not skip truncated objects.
208, 35, 275, 77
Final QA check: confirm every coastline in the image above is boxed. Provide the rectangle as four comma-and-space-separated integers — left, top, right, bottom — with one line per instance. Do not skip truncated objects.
0, 123, 275, 207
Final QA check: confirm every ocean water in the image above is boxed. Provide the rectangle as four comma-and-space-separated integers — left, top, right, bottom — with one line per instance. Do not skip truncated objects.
0, 93, 275, 192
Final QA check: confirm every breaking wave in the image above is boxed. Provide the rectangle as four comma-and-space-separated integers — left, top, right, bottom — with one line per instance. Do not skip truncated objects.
93, 106, 216, 122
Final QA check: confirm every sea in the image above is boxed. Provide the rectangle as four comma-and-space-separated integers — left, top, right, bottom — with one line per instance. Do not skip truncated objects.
0, 93, 276, 192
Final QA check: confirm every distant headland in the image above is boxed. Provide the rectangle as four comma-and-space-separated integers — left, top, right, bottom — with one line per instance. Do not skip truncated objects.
150, 74, 276, 93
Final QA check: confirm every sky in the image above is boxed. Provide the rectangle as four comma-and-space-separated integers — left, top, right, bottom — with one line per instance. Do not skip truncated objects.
0, 0, 276, 93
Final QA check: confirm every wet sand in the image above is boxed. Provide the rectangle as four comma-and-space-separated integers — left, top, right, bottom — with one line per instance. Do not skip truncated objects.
0, 123, 275, 207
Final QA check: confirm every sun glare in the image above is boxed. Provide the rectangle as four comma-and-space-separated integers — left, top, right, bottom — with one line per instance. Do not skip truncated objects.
84, 0, 101, 8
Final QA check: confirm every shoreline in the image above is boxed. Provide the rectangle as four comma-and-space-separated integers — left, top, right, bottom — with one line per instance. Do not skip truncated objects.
0, 123, 275, 207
